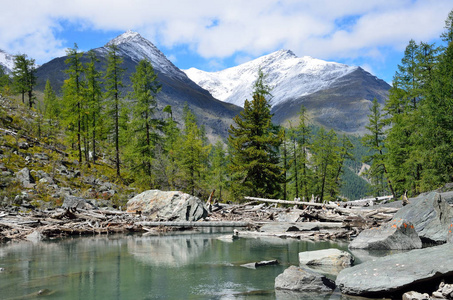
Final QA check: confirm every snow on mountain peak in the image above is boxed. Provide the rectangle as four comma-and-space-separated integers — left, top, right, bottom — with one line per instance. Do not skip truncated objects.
0, 49, 15, 74
184, 50, 358, 108
104, 31, 186, 80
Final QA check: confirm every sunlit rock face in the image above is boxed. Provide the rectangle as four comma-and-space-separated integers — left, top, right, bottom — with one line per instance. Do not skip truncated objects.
126, 190, 208, 221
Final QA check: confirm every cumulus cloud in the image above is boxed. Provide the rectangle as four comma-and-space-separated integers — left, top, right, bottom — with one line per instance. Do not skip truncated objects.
0, 0, 451, 70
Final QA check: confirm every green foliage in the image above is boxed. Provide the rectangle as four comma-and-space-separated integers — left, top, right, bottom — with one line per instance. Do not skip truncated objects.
12, 54, 36, 107
123, 59, 162, 189
228, 70, 282, 200
104, 44, 125, 178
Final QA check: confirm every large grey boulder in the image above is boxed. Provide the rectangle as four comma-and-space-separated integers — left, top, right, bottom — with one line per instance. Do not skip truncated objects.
15, 167, 35, 188
349, 219, 422, 250
275, 265, 335, 292
336, 243, 453, 297
126, 190, 208, 221
393, 192, 453, 243
299, 248, 353, 266
62, 195, 96, 210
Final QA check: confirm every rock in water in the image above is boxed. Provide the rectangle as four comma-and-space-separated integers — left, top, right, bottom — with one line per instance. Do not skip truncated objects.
393, 192, 453, 244
126, 190, 208, 221
349, 219, 422, 250
336, 243, 453, 298
299, 248, 353, 266
275, 265, 335, 292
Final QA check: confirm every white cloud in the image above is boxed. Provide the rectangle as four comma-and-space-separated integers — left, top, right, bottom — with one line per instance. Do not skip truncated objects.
0, 0, 451, 68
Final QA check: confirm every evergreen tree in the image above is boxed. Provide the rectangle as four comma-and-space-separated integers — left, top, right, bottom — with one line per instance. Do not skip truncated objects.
228, 69, 282, 200
311, 128, 339, 202
43, 79, 59, 141
62, 44, 84, 163
0, 65, 11, 94
209, 140, 228, 201
174, 105, 211, 195
362, 98, 395, 197
126, 59, 162, 188
84, 50, 103, 163
12, 54, 36, 108
296, 105, 312, 201
104, 44, 125, 178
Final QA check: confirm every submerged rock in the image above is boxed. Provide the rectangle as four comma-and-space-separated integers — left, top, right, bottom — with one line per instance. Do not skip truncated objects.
336, 243, 453, 298
349, 219, 422, 250
126, 190, 208, 221
299, 248, 353, 266
393, 192, 453, 244
275, 265, 335, 292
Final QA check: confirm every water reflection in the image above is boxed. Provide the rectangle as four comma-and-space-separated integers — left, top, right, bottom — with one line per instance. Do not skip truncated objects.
0, 233, 351, 300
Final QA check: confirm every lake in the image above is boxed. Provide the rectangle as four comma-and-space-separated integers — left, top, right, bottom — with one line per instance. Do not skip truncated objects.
0, 229, 358, 299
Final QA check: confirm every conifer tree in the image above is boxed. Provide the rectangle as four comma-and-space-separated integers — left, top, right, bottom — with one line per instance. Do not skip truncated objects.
296, 105, 312, 201
43, 79, 59, 141
210, 140, 228, 201
126, 59, 162, 188
104, 44, 125, 178
84, 50, 103, 162
311, 128, 339, 202
12, 54, 36, 108
228, 69, 282, 200
62, 44, 84, 163
362, 98, 395, 197
174, 105, 211, 195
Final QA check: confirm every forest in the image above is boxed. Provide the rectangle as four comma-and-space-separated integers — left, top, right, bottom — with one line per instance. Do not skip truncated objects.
1, 10, 452, 204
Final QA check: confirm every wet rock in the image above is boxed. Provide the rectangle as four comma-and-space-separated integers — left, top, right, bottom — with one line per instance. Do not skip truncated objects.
349, 219, 422, 250
26, 231, 44, 242
336, 243, 453, 298
241, 260, 279, 269
126, 190, 208, 221
393, 192, 453, 244
15, 167, 35, 188
275, 265, 335, 292
62, 195, 96, 210
299, 248, 353, 266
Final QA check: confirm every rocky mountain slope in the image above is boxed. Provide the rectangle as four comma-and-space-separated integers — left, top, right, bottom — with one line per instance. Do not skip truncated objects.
185, 50, 390, 134
35, 31, 242, 141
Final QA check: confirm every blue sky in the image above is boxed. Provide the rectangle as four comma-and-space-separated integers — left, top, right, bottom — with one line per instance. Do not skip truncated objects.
0, 0, 451, 83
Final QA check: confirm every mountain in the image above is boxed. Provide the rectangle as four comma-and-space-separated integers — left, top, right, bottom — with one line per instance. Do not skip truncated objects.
185, 50, 390, 134
35, 31, 242, 141
0, 49, 15, 74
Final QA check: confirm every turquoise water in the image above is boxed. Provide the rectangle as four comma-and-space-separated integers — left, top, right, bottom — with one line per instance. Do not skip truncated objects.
0, 230, 352, 299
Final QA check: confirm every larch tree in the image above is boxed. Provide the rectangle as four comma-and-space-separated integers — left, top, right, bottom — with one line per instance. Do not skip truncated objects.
127, 59, 162, 188
104, 44, 125, 178
62, 44, 84, 164
12, 54, 36, 108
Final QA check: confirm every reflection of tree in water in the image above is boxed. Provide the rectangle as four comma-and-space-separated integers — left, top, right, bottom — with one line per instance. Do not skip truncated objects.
128, 235, 211, 267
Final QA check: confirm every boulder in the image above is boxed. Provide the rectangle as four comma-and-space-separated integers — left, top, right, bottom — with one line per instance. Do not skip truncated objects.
275, 265, 335, 292
448, 223, 453, 244
126, 190, 208, 221
15, 167, 35, 188
393, 192, 453, 243
349, 219, 422, 250
336, 243, 453, 298
62, 195, 96, 210
402, 291, 430, 300
299, 248, 353, 266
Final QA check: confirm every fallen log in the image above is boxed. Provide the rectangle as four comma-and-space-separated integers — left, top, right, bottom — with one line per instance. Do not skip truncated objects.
136, 221, 250, 227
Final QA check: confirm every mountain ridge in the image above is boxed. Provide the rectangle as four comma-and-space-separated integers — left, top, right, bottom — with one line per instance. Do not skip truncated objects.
34, 31, 242, 141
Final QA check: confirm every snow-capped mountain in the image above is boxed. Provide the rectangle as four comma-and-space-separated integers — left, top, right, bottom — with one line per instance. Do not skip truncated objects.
101, 30, 187, 82
185, 49, 390, 134
0, 49, 15, 74
184, 50, 357, 108
35, 31, 242, 140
